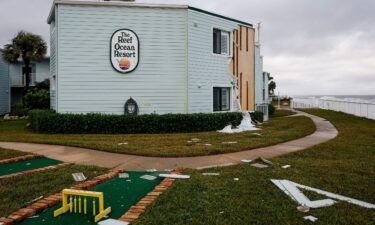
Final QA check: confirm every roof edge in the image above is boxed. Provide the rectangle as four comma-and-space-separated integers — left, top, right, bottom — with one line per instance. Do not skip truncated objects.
188, 6, 253, 28
47, 1, 253, 28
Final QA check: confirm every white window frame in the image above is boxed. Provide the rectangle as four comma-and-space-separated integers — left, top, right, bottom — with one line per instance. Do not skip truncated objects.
211, 27, 233, 58
211, 85, 233, 112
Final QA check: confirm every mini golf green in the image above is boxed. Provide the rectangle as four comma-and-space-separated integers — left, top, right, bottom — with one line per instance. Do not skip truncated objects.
18, 171, 164, 225
0, 157, 63, 176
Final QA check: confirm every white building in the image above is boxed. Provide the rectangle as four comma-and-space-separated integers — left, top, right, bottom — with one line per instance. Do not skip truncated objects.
48, 0, 265, 115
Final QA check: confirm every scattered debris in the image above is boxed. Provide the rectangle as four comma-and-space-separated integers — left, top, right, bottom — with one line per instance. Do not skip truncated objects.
126, 179, 131, 182
159, 174, 190, 179
260, 157, 273, 165
28, 215, 40, 219
253, 133, 262, 136
219, 211, 224, 214
146, 169, 157, 172
202, 173, 220, 176
118, 173, 129, 179
197, 163, 235, 170
297, 205, 310, 213
282, 165, 291, 169
72, 172, 87, 182
218, 113, 260, 133
118, 142, 128, 146
233, 178, 239, 181
204, 144, 212, 146
26, 162, 31, 166
26, 196, 43, 205
303, 215, 318, 222
222, 142, 238, 144
140, 175, 157, 181
241, 159, 252, 163
191, 138, 201, 142
271, 179, 375, 209
251, 163, 269, 168
98, 219, 130, 225
164, 169, 173, 172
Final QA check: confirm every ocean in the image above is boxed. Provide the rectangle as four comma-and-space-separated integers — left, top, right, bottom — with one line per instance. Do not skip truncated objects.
293, 95, 375, 104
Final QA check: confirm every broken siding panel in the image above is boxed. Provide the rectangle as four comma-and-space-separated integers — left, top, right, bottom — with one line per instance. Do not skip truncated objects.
187, 9, 239, 113
57, 5, 187, 114
0, 52, 10, 114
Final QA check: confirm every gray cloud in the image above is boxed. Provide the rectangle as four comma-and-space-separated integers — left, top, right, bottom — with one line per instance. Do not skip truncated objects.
1, 0, 374, 95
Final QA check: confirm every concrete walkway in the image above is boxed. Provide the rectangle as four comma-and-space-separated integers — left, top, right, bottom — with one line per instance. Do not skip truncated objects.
0, 111, 338, 171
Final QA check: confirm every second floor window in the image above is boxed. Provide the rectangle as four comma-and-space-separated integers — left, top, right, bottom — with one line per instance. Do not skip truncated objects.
213, 28, 230, 56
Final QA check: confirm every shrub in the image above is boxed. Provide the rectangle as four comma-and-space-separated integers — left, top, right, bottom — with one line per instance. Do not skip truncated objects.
29, 110, 243, 134
250, 111, 264, 123
10, 104, 29, 117
23, 89, 50, 109
268, 104, 276, 115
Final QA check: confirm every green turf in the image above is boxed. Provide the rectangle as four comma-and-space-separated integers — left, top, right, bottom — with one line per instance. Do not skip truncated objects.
18, 171, 163, 225
0, 157, 62, 176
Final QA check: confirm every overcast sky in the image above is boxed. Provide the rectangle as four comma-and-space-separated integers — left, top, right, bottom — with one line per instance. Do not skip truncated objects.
1, 0, 374, 96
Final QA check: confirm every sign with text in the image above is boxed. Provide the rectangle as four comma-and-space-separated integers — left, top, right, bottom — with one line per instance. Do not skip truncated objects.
110, 29, 139, 73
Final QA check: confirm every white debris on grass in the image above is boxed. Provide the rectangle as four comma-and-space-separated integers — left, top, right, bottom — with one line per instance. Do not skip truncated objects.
271, 179, 375, 209
140, 175, 157, 181
72, 172, 87, 182
146, 169, 157, 172
196, 163, 235, 170
241, 159, 252, 163
118, 173, 129, 179
218, 113, 259, 133
204, 144, 212, 146
98, 219, 129, 225
118, 142, 128, 146
26, 163, 31, 166
282, 165, 291, 169
251, 163, 269, 168
303, 215, 318, 222
191, 138, 201, 142
222, 142, 238, 144
233, 178, 239, 181
260, 157, 273, 165
26, 196, 43, 205
297, 205, 310, 213
253, 133, 262, 136
159, 174, 190, 179
202, 173, 220, 176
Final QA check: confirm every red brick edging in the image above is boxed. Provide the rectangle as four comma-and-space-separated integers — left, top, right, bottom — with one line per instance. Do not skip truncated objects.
0, 169, 123, 225
0, 163, 72, 180
0, 154, 42, 165
118, 168, 183, 223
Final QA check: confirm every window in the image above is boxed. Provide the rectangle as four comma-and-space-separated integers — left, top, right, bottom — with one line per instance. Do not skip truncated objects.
213, 29, 230, 56
213, 87, 230, 111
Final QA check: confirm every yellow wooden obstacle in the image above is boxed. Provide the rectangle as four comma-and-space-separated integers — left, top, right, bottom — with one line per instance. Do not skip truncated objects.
54, 189, 111, 222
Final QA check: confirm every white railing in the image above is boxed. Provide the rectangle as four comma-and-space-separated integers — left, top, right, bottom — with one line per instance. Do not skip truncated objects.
292, 98, 375, 120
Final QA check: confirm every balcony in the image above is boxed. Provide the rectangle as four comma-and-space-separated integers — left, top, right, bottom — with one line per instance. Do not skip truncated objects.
11, 73, 50, 87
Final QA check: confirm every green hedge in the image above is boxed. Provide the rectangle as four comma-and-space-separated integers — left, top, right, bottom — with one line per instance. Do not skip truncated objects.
29, 110, 243, 134
250, 111, 264, 123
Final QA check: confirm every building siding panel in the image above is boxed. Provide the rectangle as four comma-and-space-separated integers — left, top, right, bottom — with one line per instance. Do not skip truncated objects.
0, 52, 10, 114
187, 9, 241, 113
56, 5, 188, 114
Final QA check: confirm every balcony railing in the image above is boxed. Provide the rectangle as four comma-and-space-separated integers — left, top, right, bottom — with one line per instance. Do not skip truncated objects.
11, 73, 49, 87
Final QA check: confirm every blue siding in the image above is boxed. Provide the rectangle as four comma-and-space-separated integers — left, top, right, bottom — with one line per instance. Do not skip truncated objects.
0, 51, 10, 114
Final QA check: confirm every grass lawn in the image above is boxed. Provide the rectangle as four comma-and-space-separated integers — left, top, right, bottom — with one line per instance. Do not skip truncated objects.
270, 109, 297, 118
0, 116, 315, 157
0, 147, 28, 160
0, 164, 108, 217
134, 109, 375, 225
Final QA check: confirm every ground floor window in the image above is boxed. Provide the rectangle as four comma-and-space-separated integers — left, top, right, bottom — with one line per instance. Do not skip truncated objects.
213, 87, 230, 111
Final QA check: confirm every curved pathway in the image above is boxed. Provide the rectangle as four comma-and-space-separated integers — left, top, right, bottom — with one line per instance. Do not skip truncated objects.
0, 110, 338, 171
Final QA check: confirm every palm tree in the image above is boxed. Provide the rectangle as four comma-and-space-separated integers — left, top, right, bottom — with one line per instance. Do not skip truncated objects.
2, 31, 47, 93
268, 75, 276, 95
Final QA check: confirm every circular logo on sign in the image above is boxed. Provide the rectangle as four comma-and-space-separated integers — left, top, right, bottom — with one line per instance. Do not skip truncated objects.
110, 29, 139, 73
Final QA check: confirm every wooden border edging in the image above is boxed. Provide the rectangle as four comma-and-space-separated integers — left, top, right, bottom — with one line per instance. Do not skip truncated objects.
0, 163, 72, 180
0, 154, 42, 165
118, 168, 184, 223
0, 169, 124, 225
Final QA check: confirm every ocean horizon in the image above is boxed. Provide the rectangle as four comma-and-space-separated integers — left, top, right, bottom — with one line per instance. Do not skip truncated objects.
292, 95, 375, 104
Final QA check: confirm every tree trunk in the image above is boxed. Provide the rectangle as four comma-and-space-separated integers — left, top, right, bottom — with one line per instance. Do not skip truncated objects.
24, 60, 30, 93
